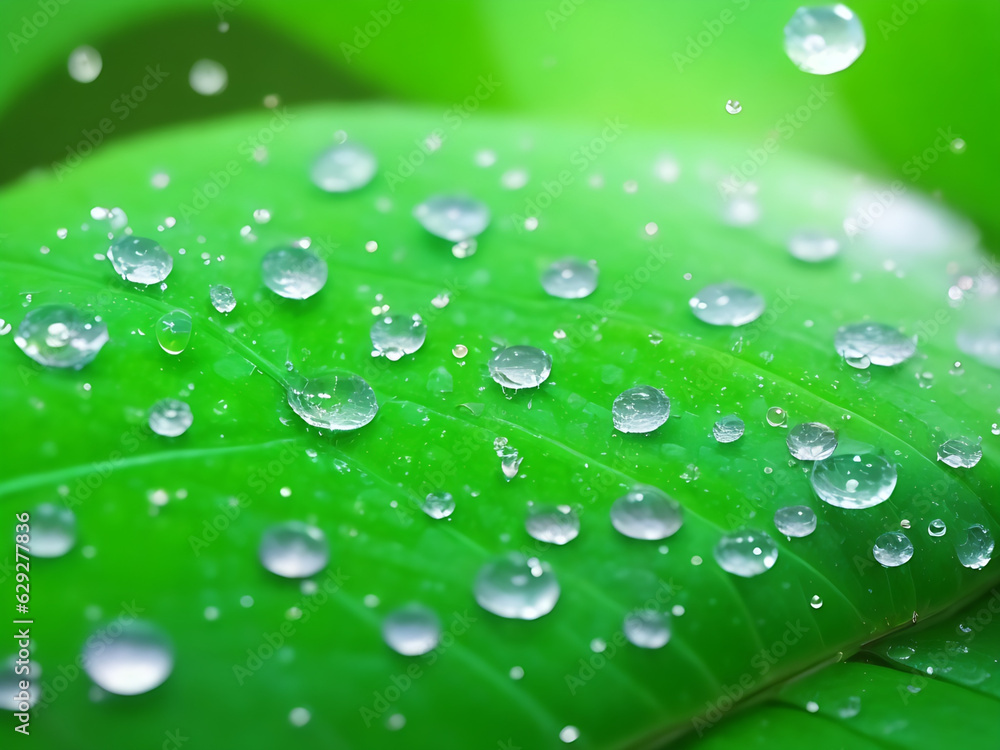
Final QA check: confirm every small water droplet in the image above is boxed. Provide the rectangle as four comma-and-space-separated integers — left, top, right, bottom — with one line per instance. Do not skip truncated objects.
14, 304, 108, 369
712, 414, 745, 443
955, 525, 994, 570
209, 284, 237, 313
30, 503, 77, 558
189, 59, 227, 95
155, 310, 192, 355
774, 505, 818, 538
787, 422, 838, 461
525, 505, 580, 545
937, 437, 983, 468
286, 371, 378, 431
82, 620, 173, 695
310, 142, 377, 192
766, 406, 788, 427
488, 346, 552, 390
414, 195, 490, 241
421, 492, 455, 519
835, 323, 915, 367
289, 707, 311, 727
612, 385, 670, 433
371, 313, 427, 360
714, 529, 778, 577
68, 45, 102, 83
784, 4, 866, 75
474, 552, 560, 620
452, 344, 468, 359
610, 485, 683, 540
540, 258, 599, 299
559, 726, 580, 744
927, 519, 947, 537
811, 453, 897, 509
725, 99, 742, 114
788, 230, 840, 262
873, 531, 913, 567
107, 236, 173, 284
689, 283, 765, 326
624, 609, 671, 649
382, 603, 441, 656
148, 398, 193, 437
451, 238, 478, 258
810, 594, 823, 609
261, 246, 328, 299
259, 521, 329, 578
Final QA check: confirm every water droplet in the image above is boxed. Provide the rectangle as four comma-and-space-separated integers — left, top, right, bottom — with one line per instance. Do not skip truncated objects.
612, 385, 670, 433
811, 453, 897, 509
559, 726, 580, 744
68, 45, 102, 83
937, 437, 983, 468
310, 142, 377, 192
148, 399, 193, 437
414, 195, 490, 241
259, 521, 328, 578
421, 492, 455, 519
837, 695, 861, 718
494, 437, 523, 480
788, 230, 840, 262
189, 59, 227, 95
30, 503, 77, 557
712, 415, 745, 443
873, 531, 913, 567
835, 323, 915, 367
766, 406, 788, 427
714, 529, 779, 577
928, 519, 947, 537
155, 310, 192, 355
784, 4, 865, 75
289, 707, 311, 727
540, 258, 599, 299
689, 282, 765, 326
382, 603, 441, 656
474, 552, 560, 620
82, 620, 173, 695
787, 422, 838, 461
488, 346, 552, 390
774, 505, 818, 538
956, 525, 994, 570
14, 304, 108, 369
623, 609, 671, 649
286, 371, 378, 431
452, 239, 477, 258
610, 485, 683, 540
107, 236, 172, 284
452, 344, 468, 358
806, 700, 819, 713
525, 505, 580, 545
725, 99, 742, 114
209, 284, 237, 313
261, 246, 328, 299
371, 313, 427, 361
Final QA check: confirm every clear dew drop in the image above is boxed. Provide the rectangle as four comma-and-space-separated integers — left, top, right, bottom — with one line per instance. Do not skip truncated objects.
540, 258, 599, 299
452, 239, 477, 258
783, 4, 866, 75
474, 552, 560, 620
82, 620, 173, 696
14, 304, 108, 369
689, 282, 765, 326
774, 505, 818, 538
714, 529, 779, 577
488, 346, 552, 390
413, 195, 490, 241
210, 284, 237, 313
872, 531, 914, 567
766, 406, 788, 427
286, 371, 378, 431
494, 437, 523, 481
788, 230, 840, 262
29, 503, 77, 558
808, 594, 824, 609
259, 521, 329, 578
525, 505, 580, 545
148, 398, 193, 437
261, 246, 328, 299
713, 414, 745, 443
955, 525, 994, 570
623, 609, 671, 649
68, 45, 102, 83
835, 323, 915, 367
382, 603, 442, 656
811, 453, 897, 509
612, 385, 670, 434
155, 310, 192, 355
370, 313, 427, 361
107, 236, 173, 284
610, 485, 683, 541
937, 437, 983, 468
837, 695, 861, 719
310, 142, 377, 193
725, 99, 742, 115
421, 492, 455, 520
927, 518, 947, 537
787, 422, 838, 461
189, 59, 227, 95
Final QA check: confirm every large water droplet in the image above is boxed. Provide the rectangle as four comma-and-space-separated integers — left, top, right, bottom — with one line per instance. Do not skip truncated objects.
811, 453, 897, 509
371, 313, 427, 360
82, 620, 173, 695
261, 246, 328, 299
788, 230, 840, 262
937, 437, 983, 468
774, 505, 817, 538
30, 503, 77, 558
610, 485, 683, 540
612, 385, 670, 434
713, 414, 745, 443
14, 304, 108, 368
927, 519, 947, 537
286, 371, 378, 431
787, 422, 838, 461
259, 521, 329, 578
414, 195, 490, 241
189, 59, 227, 95
421, 492, 455, 519
311, 142, 377, 192
956, 525, 994, 570
623, 609, 671, 649
525, 505, 580, 545
689, 282, 765, 326
474, 552, 560, 620
68, 45, 102, 83
210, 284, 237, 313
872, 531, 913, 567
540, 258, 599, 299
382, 603, 441, 656
148, 398, 193, 437
835, 323, 915, 367
107, 236, 173, 284
784, 4, 865, 75
155, 310, 192, 355
488, 346, 552, 390
714, 529, 779, 577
